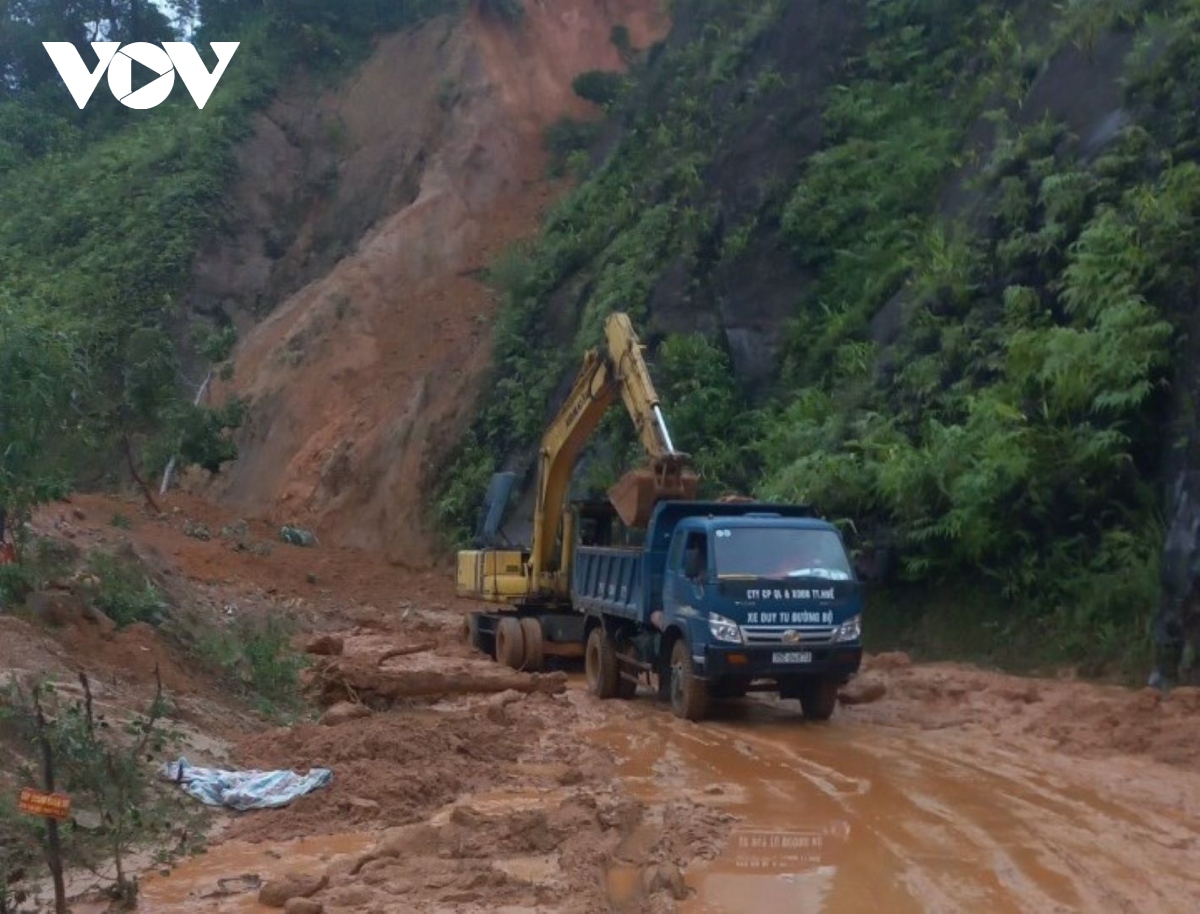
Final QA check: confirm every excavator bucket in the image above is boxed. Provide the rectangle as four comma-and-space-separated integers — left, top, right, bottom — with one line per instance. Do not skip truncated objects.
608, 459, 700, 528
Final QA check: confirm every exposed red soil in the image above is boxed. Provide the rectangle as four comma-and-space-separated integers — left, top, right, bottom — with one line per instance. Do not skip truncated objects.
193, 0, 673, 568
849, 652, 1200, 770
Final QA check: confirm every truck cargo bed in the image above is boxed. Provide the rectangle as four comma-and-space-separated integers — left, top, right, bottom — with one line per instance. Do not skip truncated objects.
571, 546, 646, 622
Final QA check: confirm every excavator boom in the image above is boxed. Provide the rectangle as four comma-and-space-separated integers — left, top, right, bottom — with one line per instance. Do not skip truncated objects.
601, 313, 699, 527
456, 311, 699, 605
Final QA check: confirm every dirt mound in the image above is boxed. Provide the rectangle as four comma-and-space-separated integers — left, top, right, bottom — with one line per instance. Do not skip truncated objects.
231, 688, 727, 912
228, 702, 528, 841
848, 656, 1200, 770
1022, 684, 1200, 766
194, 0, 671, 566
36, 492, 457, 613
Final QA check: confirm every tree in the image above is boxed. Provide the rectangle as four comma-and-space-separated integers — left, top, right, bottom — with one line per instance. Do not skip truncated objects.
0, 301, 87, 553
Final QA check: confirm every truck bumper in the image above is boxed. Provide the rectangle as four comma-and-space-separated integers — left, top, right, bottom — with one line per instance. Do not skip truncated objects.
698, 643, 863, 681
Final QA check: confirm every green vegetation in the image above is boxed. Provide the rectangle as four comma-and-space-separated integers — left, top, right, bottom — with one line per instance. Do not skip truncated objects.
85, 550, 170, 628
434, 2, 790, 533
572, 70, 626, 108
0, 0, 466, 536
544, 118, 604, 177
191, 613, 307, 717
0, 672, 202, 909
437, 0, 1200, 678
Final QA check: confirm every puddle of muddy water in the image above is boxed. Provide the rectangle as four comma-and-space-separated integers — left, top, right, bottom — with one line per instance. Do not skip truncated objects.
588, 696, 1077, 914
588, 701, 895, 914
580, 689, 1200, 914
136, 832, 375, 912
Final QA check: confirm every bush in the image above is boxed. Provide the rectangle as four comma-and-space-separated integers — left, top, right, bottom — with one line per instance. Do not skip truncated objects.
192, 614, 307, 716
572, 70, 625, 108
85, 551, 167, 628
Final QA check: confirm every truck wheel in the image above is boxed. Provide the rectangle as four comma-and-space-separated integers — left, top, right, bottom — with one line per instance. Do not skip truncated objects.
495, 617, 525, 670
585, 626, 619, 699
519, 617, 544, 672
461, 612, 482, 652
669, 639, 709, 721
799, 678, 839, 721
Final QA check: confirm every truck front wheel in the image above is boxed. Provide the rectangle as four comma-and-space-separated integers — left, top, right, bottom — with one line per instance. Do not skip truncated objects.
669, 639, 709, 721
799, 677, 839, 722
585, 626, 619, 699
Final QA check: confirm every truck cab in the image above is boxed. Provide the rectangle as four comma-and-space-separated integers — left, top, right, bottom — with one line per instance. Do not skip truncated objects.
659, 513, 863, 717
567, 499, 865, 722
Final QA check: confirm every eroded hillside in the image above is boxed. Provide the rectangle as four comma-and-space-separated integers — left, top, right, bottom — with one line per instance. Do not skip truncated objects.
189, 0, 670, 565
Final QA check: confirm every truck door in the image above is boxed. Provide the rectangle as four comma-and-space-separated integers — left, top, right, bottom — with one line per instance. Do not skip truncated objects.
665, 529, 708, 613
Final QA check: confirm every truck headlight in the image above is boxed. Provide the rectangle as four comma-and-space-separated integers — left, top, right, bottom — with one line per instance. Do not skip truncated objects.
708, 612, 743, 644
833, 615, 861, 643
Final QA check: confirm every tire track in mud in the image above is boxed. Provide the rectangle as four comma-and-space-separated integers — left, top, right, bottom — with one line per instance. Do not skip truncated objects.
583, 691, 1200, 913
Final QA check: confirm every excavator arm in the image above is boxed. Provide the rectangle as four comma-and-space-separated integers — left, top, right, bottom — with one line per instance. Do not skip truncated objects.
455, 311, 698, 604
526, 312, 698, 590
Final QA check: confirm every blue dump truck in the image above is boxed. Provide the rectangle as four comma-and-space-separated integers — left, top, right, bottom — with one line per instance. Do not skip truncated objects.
568, 499, 863, 721
461, 495, 865, 722
456, 312, 863, 722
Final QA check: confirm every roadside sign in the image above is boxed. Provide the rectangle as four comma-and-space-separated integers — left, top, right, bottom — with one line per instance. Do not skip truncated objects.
18, 787, 71, 821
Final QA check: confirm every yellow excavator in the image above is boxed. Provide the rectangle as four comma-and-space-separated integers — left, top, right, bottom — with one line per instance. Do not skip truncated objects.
457, 311, 699, 664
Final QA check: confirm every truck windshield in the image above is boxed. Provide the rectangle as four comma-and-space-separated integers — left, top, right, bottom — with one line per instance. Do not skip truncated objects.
713, 527, 852, 580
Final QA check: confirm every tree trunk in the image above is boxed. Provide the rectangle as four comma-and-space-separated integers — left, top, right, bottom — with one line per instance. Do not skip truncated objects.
34, 698, 67, 914
121, 432, 160, 514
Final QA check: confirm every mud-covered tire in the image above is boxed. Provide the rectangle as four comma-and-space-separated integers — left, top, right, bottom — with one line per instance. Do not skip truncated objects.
495, 617, 525, 670
614, 634, 638, 700
669, 638, 709, 721
585, 626, 619, 699
519, 617, 544, 672
799, 677, 839, 722
461, 613, 482, 652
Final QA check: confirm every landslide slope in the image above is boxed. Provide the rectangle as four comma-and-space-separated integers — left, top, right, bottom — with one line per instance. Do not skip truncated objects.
192, 0, 670, 566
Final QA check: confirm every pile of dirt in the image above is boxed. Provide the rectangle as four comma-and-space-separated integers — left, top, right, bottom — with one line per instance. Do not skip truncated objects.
224, 684, 729, 911
265, 789, 695, 912
229, 701, 530, 841
847, 653, 1200, 770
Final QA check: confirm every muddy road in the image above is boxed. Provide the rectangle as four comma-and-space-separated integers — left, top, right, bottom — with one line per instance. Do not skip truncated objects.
15, 497, 1196, 912
122, 601, 1200, 914
597, 696, 1200, 913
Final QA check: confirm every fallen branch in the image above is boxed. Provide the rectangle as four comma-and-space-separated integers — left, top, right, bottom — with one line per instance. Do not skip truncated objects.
375, 642, 437, 665
306, 660, 567, 708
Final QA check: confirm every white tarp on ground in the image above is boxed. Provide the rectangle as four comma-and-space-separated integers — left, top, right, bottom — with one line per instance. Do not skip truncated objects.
161, 756, 332, 810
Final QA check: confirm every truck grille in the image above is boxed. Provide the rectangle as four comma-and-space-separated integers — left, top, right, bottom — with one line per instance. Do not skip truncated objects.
740, 625, 835, 646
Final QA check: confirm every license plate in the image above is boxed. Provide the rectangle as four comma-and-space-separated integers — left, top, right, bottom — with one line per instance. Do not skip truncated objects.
772, 651, 812, 664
